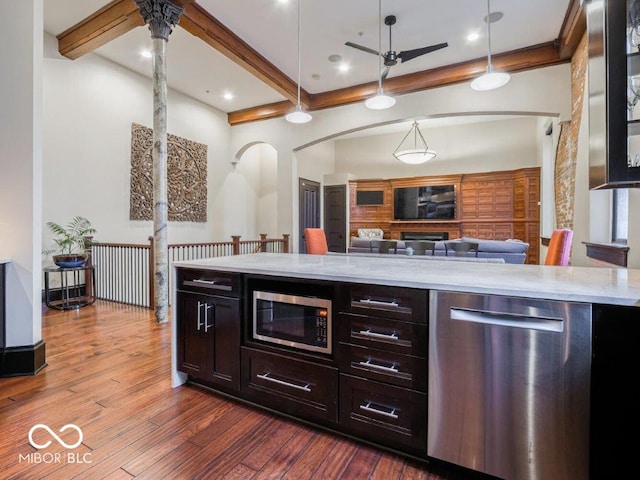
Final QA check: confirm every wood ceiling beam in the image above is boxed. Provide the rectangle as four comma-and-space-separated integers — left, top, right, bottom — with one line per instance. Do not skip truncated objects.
57, 0, 197, 60
179, 2, 308, 107
228, 42, 566, 125
57, 0, 143, 60
557, 0, 587, 60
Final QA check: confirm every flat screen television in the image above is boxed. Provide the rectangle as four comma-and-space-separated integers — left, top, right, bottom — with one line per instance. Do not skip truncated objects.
356, 190, 384, 206
393, 185, 456, 220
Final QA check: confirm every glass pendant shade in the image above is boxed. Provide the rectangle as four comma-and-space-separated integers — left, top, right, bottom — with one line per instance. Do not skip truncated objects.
394, 148, 437, 164
365, 87, 396, 110
393, 121, 436, 164
286, 0, 312, 124
471, 66, 510, 91
365, 0, 395, 111
472, 0, 510, 92
285, 105, 312, 123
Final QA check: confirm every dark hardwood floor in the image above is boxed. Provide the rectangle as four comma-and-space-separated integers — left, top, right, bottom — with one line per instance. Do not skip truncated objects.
0, 301, 476, 480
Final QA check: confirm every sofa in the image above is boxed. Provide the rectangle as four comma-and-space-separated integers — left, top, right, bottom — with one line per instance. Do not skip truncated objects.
348, 236, 530, 264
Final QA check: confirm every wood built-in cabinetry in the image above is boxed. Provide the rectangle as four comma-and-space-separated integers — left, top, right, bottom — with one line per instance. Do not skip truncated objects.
349, 168, 540, 264
175, 269, 429, 459
586, 0, 640, 188
176, 268, 241, 394
337, 283, 428, 457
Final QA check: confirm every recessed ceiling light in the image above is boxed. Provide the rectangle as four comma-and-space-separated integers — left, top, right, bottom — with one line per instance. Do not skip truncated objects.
467, 32, 480, 42
338, 63, 350, 72
277, 0, 289, 4
328, 54, 342, 63
140, 49, 152, 59
223, 92, 234, 100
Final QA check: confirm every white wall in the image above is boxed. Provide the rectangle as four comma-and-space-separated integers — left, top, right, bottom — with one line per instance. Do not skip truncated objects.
0, 0, 43, 348
334, 116, 541, 178
43, 33, 237, 250
228, 143, 278, 239
230, 64, 572, 247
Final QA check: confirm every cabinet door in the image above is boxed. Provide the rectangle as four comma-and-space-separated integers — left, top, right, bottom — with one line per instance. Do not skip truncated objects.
176, 292, 240, 392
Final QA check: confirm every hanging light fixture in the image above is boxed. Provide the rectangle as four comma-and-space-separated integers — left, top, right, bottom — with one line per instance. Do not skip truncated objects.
471, 0, 510, 91
365, 0, 396, 110
285, 0, 312, 123
393, 121, 436, 164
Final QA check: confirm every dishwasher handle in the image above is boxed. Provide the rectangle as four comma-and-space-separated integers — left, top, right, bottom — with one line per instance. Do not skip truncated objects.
450, 307, 564, 333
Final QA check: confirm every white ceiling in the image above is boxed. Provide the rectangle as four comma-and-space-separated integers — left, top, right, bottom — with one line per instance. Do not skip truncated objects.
43, 0, 572, 114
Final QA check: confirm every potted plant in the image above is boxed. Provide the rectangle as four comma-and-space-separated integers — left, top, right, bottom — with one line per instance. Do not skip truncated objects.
44, 216, 97, 268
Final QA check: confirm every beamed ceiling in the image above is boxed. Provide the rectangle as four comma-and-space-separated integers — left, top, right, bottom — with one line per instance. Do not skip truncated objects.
48, 0, 585, 125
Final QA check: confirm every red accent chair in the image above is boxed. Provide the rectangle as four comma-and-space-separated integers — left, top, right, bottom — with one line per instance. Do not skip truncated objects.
304, 228, 328, 255
545, 228, 573, 266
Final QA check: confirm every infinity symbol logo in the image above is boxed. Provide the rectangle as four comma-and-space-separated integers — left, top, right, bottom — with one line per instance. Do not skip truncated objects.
28, 424, 83, 449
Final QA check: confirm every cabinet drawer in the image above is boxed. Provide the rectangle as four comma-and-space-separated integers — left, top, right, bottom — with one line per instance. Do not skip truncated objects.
177, 268, 241, 297
241, 347, 338, 425
338, 313, 427, 357
339, 374, 426, 456
338, 344, 426, 391
344, 284, 427, 322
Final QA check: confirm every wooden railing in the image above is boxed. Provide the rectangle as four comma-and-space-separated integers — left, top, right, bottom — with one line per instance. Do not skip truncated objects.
87, 234, 290, 308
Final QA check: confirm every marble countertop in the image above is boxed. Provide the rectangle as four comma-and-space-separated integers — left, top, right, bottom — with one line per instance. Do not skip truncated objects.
173, 253, 640, 307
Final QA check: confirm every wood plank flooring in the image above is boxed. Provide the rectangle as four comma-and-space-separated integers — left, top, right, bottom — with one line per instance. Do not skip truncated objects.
0, 301, 478, 480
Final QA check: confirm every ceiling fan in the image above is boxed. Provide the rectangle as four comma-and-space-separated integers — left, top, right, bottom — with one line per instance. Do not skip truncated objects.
346, 15, 448, 82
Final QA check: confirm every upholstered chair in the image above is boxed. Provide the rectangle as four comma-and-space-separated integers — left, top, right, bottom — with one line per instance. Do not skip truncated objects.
371, 240, 397, 254
404, 240, 436, 255
304, 228, 329, 255
444, 241, 479, 257
545, 228, 573, 266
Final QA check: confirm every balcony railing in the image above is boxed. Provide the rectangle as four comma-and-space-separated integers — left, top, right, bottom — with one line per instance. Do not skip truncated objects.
87, 234, 290, 308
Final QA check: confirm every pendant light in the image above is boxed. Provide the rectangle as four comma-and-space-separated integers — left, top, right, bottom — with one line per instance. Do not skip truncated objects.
285, 0, 312, 123
393, 121, 436, 164
365, 0, 396, 110
471, 0, 510, 91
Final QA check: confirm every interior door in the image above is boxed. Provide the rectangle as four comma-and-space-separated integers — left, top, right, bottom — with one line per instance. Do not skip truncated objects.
299, 178, 320, 253
324, 185, 346, 252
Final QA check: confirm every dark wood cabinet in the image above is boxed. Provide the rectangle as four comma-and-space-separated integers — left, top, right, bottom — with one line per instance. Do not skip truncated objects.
339, 374, 426, 457
587, 0, 640, 188
176, 269, 241, 393
175, 269, 428, 459
240, 346, 338, 425
336, 283, 428, 456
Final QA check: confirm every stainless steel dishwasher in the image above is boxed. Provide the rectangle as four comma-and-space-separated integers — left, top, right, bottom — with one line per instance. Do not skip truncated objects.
428, 291, 591, 480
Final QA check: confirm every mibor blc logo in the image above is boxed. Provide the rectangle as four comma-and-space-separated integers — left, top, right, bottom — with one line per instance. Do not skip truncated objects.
20, 424, 92, 464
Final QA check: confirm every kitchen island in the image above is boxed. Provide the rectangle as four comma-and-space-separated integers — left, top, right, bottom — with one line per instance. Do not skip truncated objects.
172, 253, 639, 480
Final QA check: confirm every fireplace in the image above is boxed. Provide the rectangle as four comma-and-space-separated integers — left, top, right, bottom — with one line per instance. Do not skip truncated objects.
401, 232, 449, 241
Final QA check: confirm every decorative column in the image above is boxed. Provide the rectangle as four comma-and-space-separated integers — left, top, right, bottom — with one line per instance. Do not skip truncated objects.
135, 0, 183, 323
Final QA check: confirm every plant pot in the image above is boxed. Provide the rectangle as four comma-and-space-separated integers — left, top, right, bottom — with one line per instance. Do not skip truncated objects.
53, 254, 87, 268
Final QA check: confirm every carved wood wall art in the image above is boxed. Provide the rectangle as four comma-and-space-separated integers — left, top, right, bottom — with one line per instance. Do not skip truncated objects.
129, 123, 208, 222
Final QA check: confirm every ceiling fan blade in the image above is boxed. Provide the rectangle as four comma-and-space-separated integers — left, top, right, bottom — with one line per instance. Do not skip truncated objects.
380, 66, 391, 83
345, 42, 380, 56
398, 42, 448, 63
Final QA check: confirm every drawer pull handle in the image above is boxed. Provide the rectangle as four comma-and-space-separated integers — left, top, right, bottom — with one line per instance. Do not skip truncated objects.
357, 329, 399, 341
257, 373, 312, 392
358, 359, 399, 374
357, 298, 399, 308
360, 402, 398, 419
184, 279, 232, 291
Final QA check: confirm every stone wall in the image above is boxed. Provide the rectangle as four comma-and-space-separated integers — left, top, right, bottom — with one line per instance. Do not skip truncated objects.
554, 33, 588, 230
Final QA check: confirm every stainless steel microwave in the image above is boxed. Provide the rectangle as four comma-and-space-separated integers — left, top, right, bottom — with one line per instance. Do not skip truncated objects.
252, 291, 332, 355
